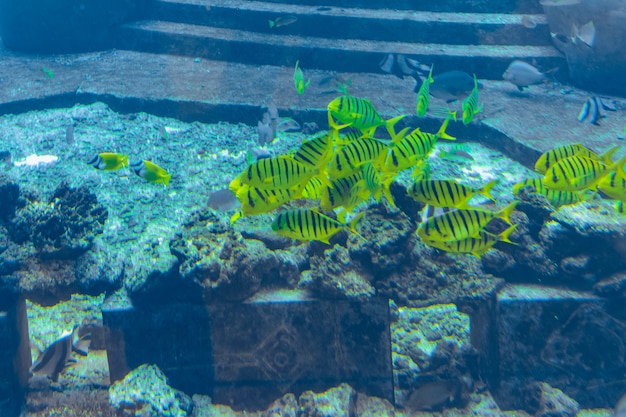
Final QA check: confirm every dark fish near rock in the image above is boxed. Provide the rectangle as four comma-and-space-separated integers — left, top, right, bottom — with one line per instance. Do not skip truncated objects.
207, 188, 240, 212
404, 380, 461, 412
427, 71, 481, 103
30, 327, 91, 382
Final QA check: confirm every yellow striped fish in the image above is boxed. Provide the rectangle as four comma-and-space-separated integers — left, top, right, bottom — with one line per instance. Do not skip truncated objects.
381, 118, 455, 173
320, 171, 368, 212
416, 65, 434, 117
615, 200, 624, 215
422, 224, 517, 257
407, 179, 497, 208
512, 178, 587, 208
417, 201, 518, 242
328, 137, 388, 179
271, 209, 365, 244
461, 74, 483, 125
534, 144, 620, 174
230, 182, 306, 224
327, 95, 405, 138
301, 177, 324, 200
542, 155, 626, 192
292, 132, 333, 169
598, 171, 626, 201
229, 155, 327, 192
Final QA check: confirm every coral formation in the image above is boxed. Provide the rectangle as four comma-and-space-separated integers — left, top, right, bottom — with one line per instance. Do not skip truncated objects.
109, 364, 193, 417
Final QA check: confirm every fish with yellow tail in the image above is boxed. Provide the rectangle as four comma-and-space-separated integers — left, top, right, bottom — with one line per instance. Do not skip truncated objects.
422, 224, 518, 257
417, 201, 518, 243
87, 152, 128, 170
131, 160, 172, 185
229, 155, 329, 192
542, 155, 626, 192
598, 171, 626, 201
229, 182, 306, 224
271, 208, 365, 244
461, 74, 483, 125
328, 136, 389, 179
416, 65, 434, 117
534, 144, 620, 174
407, 179, 497, 208
291, 131, 333, 169
512, 178, 589, 208
293, 60, 310, 94
381, 117, 455, 173
327, 95, 405, 139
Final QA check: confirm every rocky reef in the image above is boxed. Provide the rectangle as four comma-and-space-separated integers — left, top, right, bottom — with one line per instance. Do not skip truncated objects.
0, 176, 117, 305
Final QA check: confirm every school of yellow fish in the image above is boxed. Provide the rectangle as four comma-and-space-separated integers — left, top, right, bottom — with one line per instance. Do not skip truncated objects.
227, 93, 626, 258
514, 143, 626, 212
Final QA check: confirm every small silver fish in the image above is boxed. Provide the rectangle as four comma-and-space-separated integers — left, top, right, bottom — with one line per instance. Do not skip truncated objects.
269, 15, 297, 28
276, 118, 301, 132
30, 327, 91, 382
502, 60, 550, 91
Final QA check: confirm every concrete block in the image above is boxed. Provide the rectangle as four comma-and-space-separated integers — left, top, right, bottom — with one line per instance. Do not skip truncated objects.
495, 284, 626, 409
103, 290, 393, 411
0, 281, 29, 417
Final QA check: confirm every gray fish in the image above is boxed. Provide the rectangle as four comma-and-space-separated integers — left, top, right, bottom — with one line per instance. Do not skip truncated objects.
276, 117, 301, 132
30, 327, 91, 382
269, 15, 297, 28
502, 60, 550, 91
207, 188, 240, 212
427, 71, 481, 103
404, 380, 460, 411
257, 120, 274, 145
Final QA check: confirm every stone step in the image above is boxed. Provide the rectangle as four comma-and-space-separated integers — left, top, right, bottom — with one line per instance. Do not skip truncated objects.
242, 0, 543, 13
148, 0, 551, 46
117, 20, 564, 80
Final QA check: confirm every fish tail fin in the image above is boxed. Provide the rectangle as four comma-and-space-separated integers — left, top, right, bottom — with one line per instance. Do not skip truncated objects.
381, 174, 397, 207
498, 224, 519, 245
479, 180, 498, 202
391, 126, 410, 144
497, 201, 519, 225
347, 211, 366, 236
385, 114, 406, 141
610, 155, 626, 181
600, 145, 621, 165
269, 20, 275, 28
230, 211, 243, 224
328, 113, 351, 131
121, 154, 129, 168
163, 173, 172, 186
436, 117, 456, 141
427, 65, 434, 83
